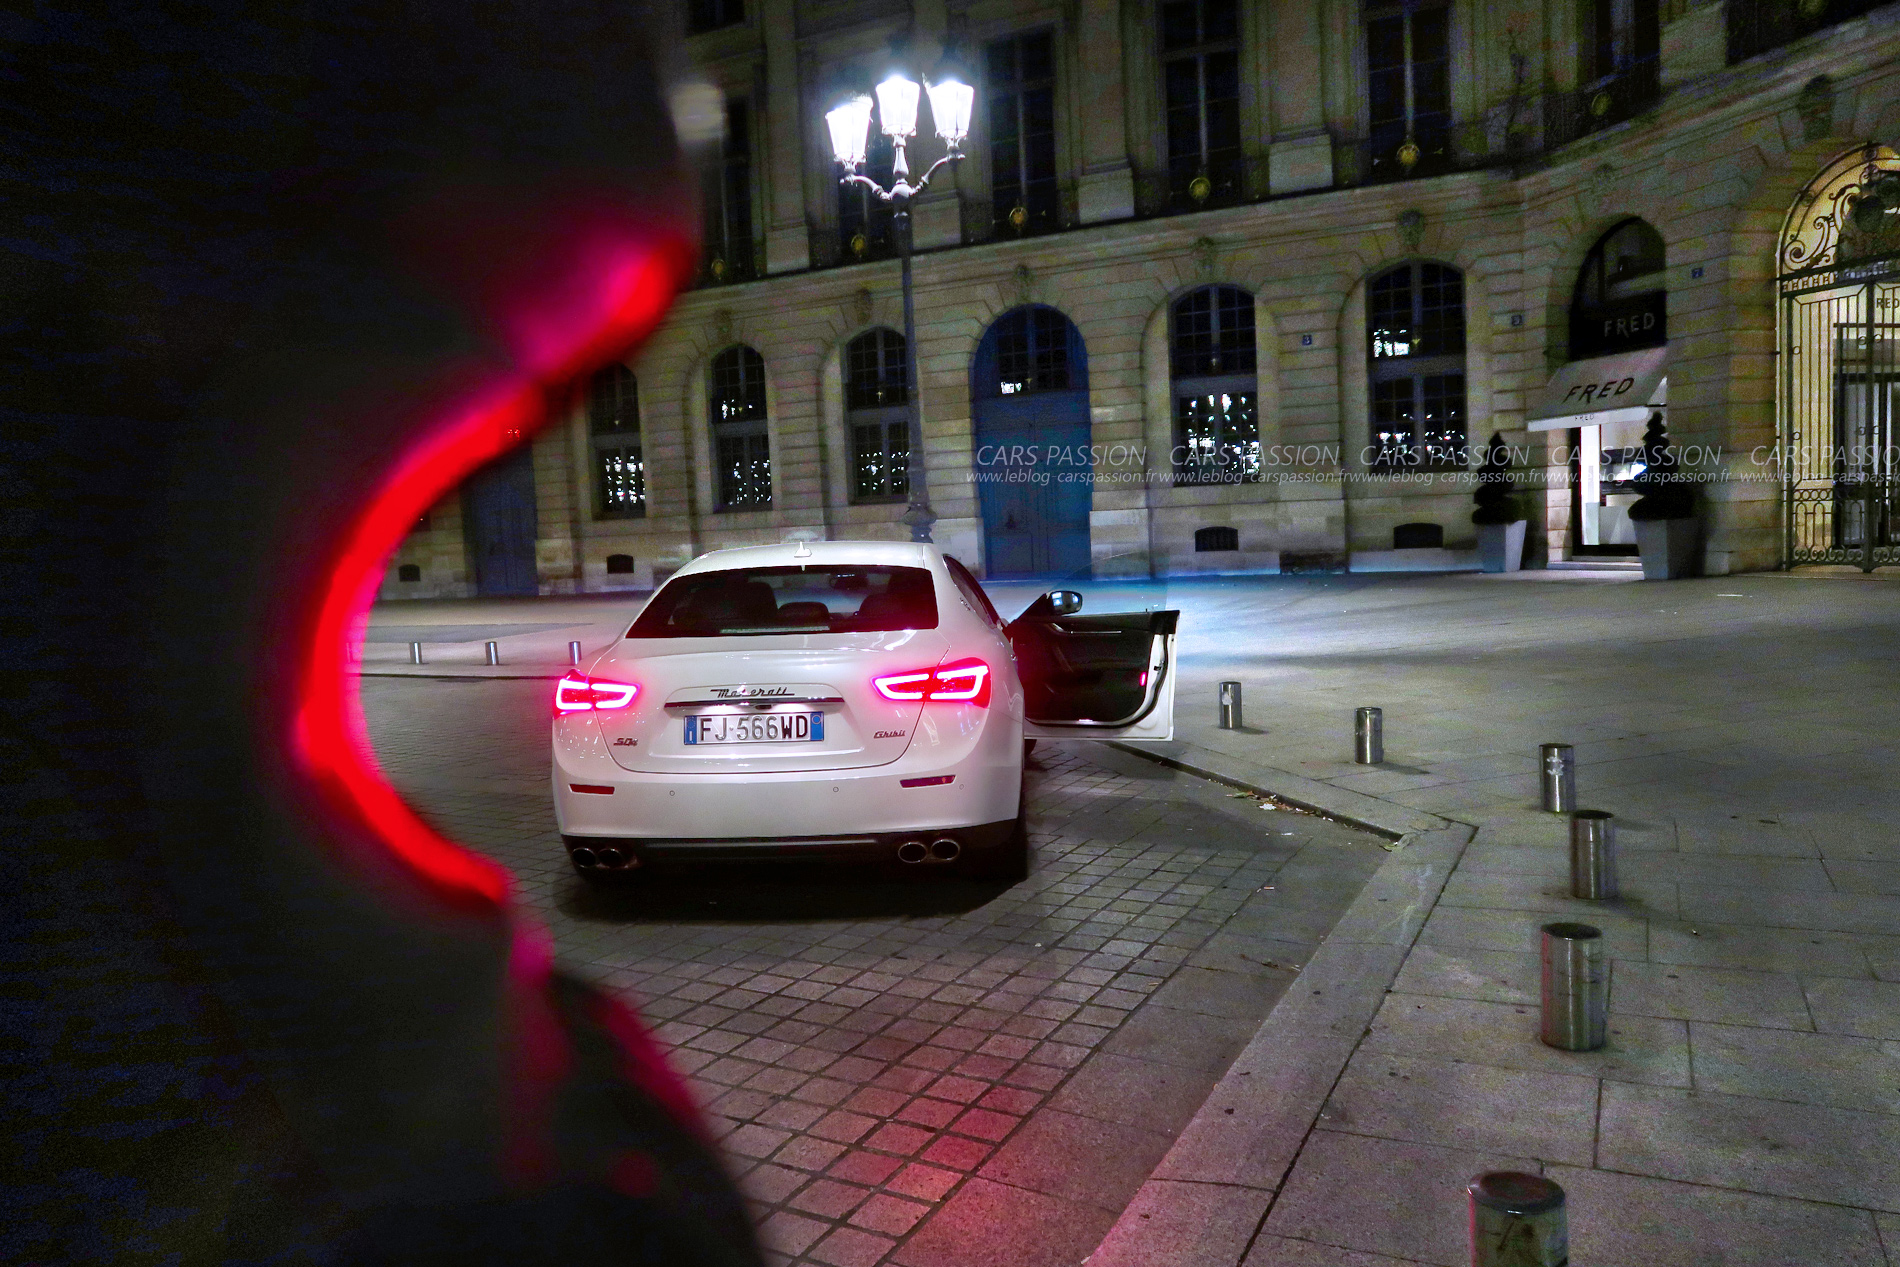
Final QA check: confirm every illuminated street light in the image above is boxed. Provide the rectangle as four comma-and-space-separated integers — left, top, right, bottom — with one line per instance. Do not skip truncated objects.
826, 64, 973, 543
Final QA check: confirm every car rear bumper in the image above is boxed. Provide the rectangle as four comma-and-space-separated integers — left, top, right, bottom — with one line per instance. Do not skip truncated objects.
562, 817, 1018, 874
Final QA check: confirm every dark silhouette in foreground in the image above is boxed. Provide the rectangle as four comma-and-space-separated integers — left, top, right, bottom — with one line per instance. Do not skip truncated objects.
1, 2, 760, 1261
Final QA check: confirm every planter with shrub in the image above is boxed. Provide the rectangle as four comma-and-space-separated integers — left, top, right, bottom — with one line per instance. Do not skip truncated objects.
1471, 431, 1527, 573
1627, 412, 1699, 579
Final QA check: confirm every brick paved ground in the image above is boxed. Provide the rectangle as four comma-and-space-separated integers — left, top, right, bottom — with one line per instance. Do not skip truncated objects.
361, 676, 1387, 1267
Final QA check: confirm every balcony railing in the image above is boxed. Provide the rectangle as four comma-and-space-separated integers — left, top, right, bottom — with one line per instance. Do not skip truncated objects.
1332, 133, 1513, 187
1544, 58, 1663, 149
1728, 0, 1890, 63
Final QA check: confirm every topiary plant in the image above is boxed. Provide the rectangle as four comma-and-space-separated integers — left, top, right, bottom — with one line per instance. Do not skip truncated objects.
1471, 432, 1524, 524
1627, 412, 1695, 521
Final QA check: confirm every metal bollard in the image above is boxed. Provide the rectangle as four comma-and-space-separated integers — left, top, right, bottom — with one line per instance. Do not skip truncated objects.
1539, 743, 1575, 813
1354, 707, 1383, 764
1540, 922, 1606, 1052
569, 640, 583, 667
409, 641, 423, 665
485, 640, 500, 666
1469, 1171, 1568, 1267
1569, 810, 1617, 900
1218, 681, 1242, 730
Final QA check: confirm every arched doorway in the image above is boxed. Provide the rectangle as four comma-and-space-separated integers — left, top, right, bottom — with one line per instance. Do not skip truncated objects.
462, 443, 539, 596
971, 305, 1091, 577
1569, 218, 1666, 557
1780, 144, 1900, 570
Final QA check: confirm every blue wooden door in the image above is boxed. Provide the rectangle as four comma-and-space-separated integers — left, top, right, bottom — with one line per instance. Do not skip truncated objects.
461, 444, 540, 596
971, 306, 1092, 579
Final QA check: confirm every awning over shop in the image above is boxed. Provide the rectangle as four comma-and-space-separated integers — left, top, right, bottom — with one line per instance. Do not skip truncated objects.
1525, 346, 1669, 432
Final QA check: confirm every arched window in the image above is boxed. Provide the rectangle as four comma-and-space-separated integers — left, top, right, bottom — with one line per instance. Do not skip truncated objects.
709, 346, 770, 509
845, 328, 909, 502
1570, 219, 1666, 359
1366, 262, 1466, 470
1170, 285, 1258, 481
974, 305, 1084, 398
588, 364, 644, 518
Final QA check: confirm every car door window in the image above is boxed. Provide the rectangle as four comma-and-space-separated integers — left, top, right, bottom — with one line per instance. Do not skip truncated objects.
944, 555, 1003, 628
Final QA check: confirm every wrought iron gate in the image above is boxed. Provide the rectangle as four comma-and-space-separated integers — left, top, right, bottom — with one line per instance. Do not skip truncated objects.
1779, 145, 1900, 570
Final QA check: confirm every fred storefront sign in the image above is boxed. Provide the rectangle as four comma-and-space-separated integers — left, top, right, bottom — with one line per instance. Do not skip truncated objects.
1525, 346, 1669, 432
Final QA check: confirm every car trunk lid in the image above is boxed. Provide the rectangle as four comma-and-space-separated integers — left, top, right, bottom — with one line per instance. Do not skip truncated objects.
592, 630, 949, 774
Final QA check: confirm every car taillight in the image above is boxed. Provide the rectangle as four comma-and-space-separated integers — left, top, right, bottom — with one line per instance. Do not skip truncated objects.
873, 657, 991, 707
555, 675, 639, 713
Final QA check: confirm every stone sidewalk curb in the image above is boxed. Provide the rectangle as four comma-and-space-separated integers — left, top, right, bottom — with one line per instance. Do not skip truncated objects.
1091, 741, 1478, 1267
1111, 741, 1460, 839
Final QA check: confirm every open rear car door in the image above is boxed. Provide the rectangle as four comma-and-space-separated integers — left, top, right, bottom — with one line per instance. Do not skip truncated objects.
1008, 590, 1179, 742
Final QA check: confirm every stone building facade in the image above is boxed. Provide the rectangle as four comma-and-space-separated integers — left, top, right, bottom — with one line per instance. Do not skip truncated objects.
382, 0, 1900, 598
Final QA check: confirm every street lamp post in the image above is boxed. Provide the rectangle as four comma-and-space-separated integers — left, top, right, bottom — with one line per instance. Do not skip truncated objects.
826, 69, 974, 544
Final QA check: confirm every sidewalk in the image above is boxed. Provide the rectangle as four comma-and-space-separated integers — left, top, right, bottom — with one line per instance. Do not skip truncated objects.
1076, 569, 1900, 1267
366, 569, 1900, 1263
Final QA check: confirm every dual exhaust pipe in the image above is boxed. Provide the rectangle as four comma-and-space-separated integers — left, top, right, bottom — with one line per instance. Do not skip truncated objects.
897, 838, 962, 864
570, 845, 635, 869
571, 840, 958, 869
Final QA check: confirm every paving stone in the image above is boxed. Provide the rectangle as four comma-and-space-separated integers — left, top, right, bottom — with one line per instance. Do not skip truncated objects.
1362, 992, 1692, 1087
1612, 962, 1814, 1030
1264, 1130, 1534, 1266
1597, 1081, 1900, 1211
1088, 1179, 1270, 1267
1687, 1022, 1900, 1113
978, 1108, 1174, 1211
1321, 1051, 1598, 1165
365, 683, 1389, 1267
1548, 1164, 1886, 1267
807, 1225, 895, 1267
890, 1177, 1118, 1267
1803, 975, 1900, 1039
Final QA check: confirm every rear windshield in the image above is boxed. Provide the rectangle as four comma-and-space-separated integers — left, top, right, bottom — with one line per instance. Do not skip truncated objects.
627, 565, 939, 638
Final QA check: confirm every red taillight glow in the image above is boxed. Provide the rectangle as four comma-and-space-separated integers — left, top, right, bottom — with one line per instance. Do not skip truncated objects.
289, 230, 693, 912
556, 675, 640, 713
874, 657, 991, 707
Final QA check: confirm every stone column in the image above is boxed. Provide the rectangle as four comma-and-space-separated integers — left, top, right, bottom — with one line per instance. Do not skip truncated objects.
1268, 0, 1334, 194
1661, 0, 1726, 91
1075, 0, 1135, 223
760, 0, 810, 274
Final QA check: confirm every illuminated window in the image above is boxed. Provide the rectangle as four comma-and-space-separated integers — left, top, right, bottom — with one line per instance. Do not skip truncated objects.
1171, 285, 1258, 482
1367, 262, 1467, 470
589, 364, 645, 518
846, 328, 909, 502
992, 307, 1072, 396
709, 346, 771, 509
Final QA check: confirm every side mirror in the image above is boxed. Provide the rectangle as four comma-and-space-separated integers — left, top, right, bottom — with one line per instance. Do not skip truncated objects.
1012, 589, 1085, 624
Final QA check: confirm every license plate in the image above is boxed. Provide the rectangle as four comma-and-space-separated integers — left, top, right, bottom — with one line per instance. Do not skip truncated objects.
685, 712, 824, 745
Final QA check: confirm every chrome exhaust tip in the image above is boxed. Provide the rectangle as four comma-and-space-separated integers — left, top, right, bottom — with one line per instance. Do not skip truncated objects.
897, 841, 927, 864
928, 838, 961, 862
596, 846, 627, 867
570, 847, 598, 867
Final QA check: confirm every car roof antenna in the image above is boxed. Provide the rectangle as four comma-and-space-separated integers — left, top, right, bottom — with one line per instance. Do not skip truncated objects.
793, 539, 812, 558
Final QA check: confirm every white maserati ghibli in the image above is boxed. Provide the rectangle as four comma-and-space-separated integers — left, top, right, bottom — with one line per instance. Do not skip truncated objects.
552, 541, 1177, 881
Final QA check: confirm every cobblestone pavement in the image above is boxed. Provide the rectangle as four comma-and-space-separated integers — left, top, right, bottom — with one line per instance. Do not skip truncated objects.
362, 676, 1387, 1267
